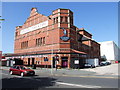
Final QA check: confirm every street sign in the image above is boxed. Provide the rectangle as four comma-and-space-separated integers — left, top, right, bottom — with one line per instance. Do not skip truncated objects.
44, 57, 48, 61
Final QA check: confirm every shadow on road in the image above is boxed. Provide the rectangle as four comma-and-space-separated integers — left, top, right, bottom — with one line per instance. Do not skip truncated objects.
2, 76, 57, 89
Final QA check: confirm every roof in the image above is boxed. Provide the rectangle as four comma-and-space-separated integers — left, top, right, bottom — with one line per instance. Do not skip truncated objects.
52, 8, 73, 13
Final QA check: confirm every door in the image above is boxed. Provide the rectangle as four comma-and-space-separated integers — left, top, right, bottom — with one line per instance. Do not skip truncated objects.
14, 66, 20, 75
32, 58, 35, 65
61, 57, 68, 68
52, 57, 55, 68
11, 65, 17, 74
28, 58, 30, 66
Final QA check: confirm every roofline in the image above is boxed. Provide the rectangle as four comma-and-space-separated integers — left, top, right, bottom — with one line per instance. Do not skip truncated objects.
82, 39, 100, 45
52, 8, 73, 13
77, 30, 92, 36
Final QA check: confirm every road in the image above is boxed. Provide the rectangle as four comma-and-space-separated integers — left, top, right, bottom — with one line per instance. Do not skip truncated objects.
1, 69, 119, 89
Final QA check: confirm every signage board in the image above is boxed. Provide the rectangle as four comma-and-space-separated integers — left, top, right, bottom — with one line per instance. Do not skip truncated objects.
20, 20, 48, 34
60, 28, 70, 41
44, 57, 48, 61
74, 60, 79, 64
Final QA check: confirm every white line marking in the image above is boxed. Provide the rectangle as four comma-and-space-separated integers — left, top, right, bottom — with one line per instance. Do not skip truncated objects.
1, 73, 9, 75
12, 76, 22, 78
1, 73, 22, 78
56, 82, 102, 88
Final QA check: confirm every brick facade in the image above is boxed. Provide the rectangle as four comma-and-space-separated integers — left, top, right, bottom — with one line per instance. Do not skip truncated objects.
11, 8, 100, 68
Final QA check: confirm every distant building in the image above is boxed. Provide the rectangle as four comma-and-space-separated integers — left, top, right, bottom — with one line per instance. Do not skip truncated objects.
99, 41, 120, 62
0, 51, 2, 65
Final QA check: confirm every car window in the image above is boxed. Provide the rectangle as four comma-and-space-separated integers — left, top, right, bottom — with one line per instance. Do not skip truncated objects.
16, 66, 20, 69
20, 66, 26, 70
12, 66, 16, 69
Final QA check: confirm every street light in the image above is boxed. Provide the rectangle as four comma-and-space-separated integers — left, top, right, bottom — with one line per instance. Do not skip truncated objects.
51, 32, 54, 75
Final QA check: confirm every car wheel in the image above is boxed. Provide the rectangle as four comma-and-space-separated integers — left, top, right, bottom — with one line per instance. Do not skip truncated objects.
20, 72, 24, 77
33, 73, 35, 76
10, 71, 13, 75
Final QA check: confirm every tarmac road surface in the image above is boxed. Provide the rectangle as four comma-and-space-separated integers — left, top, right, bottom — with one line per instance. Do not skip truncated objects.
1, 69, 119, 89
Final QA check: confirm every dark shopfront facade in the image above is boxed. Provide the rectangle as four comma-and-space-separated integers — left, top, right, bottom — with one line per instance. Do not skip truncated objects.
5, 49, 87, 69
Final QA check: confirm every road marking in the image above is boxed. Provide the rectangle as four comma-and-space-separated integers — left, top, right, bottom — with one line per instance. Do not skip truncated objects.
12, 76, 22, 78
1, 73, 22, 78
1, 73, 9, 75
56, 82, 102, 88
54, 74, 119, 79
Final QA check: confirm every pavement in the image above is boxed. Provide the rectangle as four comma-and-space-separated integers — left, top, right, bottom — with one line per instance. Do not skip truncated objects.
80, 63, 119, 75
0, 63, 119, 79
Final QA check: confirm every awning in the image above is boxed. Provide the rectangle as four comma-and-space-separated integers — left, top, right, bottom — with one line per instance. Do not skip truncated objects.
71, 49, 87, 55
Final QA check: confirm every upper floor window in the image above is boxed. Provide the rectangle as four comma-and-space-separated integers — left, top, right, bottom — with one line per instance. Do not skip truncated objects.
60, 16, 68, 23
53, 18, 56, 23
43, 37, 45, 45
21, 41, 28, 49
15, 32, 18, 37
60, 16, 63, 22
70, 17, 73, 24
36, 37, 45, 46
65, 17, 68, 22
53, 17, 58, 24
56, 17, 58, 23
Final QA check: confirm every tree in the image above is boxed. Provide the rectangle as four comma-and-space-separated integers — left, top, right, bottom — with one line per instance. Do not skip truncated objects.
0, 16, 5, 29
0, 16, 5, 21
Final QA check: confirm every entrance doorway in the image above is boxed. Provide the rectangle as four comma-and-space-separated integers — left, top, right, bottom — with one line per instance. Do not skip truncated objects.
52, 57, 55, 68
61, 57, 68, 68
32, 58, 35, 65
28, 58, 30, 66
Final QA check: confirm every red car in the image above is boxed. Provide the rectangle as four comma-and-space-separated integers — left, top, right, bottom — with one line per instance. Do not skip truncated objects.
9, 65, 35, 77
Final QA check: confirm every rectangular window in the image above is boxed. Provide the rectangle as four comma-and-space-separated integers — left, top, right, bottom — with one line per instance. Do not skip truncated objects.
38, 38, 41, 46
36, 37, 46, 46
41, 38, 42, 45
65, 17, 68, 22
21, 42, 23, 49
15, 32, 18, 37
70, 17, 73, 24
36, 39, 38, 46
53, 18, 56, 23
56, 17, 58, 23
60, 17, 63, 22
27, 41, 28, 47
21, 41, 28, 49
43, 37, 45, 45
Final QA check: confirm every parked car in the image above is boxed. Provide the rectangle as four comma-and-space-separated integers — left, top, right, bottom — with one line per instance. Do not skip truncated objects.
106, 61, 111, 65
9, 65, 35, 77
100, 61, 111, 66
84, 63, 95, 68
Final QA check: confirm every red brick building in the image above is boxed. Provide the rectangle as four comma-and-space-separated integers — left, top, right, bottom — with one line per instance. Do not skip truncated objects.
7, 8, 100, 68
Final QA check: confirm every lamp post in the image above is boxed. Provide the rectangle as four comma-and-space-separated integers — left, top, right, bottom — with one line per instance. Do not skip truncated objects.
54, 54, 59, 71
51, 33, 53, 75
